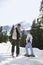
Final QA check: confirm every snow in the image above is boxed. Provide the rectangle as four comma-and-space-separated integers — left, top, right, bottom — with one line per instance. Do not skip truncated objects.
0, 41, 43, 65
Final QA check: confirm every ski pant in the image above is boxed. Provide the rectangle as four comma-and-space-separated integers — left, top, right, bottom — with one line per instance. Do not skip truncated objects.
25, 42, 34, 55
11, 39, 20, 56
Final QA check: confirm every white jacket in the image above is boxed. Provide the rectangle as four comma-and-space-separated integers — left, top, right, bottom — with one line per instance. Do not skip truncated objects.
26, 33, 33, 44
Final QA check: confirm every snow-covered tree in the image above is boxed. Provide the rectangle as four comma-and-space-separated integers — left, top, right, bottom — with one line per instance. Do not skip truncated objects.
31, 0, 43, 49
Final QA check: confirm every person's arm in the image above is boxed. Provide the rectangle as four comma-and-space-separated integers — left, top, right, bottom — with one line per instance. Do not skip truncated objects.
30, 35, 33, 44
26, 35, 29, 43
19, 31, 22, 40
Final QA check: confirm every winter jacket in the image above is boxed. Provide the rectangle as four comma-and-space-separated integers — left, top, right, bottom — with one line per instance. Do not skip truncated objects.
12, 28, 21, 40
26, 33, 33, 44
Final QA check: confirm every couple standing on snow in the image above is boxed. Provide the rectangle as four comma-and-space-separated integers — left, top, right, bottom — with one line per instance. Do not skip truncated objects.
11, 24, 34, 57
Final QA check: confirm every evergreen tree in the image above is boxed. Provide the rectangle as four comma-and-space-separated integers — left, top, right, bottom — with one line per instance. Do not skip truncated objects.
2, 30, 8, 43
30, 19, 38, 47
0, 26, 2, 32
31, 0, 43, 49
9, 25, 14, 42
37, 0, 43, 49
20, 30, 26, 47
0, 26, 3, 43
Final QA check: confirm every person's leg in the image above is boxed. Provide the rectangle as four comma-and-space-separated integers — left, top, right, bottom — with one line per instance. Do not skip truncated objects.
29, 43, 34, 55
25, 43, 29, 55
11, 40, 15, 56
11, 45, 14, 56
16, 40, 20, 56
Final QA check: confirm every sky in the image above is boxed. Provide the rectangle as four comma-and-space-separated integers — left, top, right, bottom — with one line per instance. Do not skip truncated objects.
0, 0, 41, 26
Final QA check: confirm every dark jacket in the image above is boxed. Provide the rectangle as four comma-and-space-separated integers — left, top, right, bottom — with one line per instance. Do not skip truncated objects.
16, 28, 20, 40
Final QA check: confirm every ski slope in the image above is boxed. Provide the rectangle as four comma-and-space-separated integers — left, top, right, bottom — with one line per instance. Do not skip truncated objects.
0, 41, 43, 65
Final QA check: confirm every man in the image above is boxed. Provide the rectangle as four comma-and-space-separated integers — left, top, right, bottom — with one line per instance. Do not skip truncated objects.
25, 31, 35, 56
11, 24, 21, 57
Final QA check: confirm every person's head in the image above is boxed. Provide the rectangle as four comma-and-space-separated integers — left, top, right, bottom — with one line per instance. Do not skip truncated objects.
27, 30, 30, 34
17, 24, 21, 30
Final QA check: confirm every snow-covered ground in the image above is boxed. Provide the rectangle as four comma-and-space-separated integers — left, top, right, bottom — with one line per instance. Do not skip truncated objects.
0, 41, 43, 65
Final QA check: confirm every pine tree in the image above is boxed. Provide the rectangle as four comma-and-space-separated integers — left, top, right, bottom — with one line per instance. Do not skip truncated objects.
0, 26, 3, 43
9, 25, 14, 42
37, 0, 43, 49
31, 19, 38, 47
31, 0, 43, 49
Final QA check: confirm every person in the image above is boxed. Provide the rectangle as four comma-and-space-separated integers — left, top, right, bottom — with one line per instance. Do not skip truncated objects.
25, 31, 35, 57
11, 24, 21, 57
